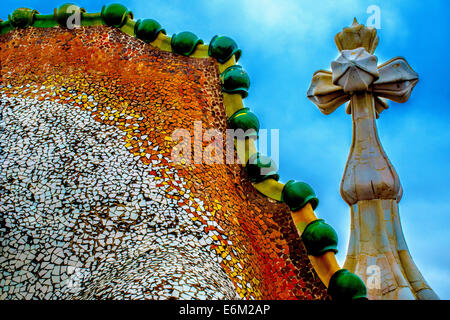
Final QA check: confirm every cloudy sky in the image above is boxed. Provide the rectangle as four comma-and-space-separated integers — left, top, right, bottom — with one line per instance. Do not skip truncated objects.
2, 0, 449, 299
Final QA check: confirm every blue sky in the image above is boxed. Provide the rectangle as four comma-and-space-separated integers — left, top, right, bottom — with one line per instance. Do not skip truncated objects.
1, 0, 449, 299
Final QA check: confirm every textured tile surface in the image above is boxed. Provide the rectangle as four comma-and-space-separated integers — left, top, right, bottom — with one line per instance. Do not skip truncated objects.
0, 26, 328, 300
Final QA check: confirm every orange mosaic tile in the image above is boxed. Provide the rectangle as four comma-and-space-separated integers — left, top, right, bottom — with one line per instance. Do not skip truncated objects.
0, 26, 328, 300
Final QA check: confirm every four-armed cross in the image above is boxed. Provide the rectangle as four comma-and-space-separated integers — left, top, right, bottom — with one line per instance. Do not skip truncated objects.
307, 19, 438, 300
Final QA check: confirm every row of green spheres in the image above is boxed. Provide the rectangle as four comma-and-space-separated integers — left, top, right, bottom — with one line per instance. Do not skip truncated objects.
7, 4, 241, 61
7, 4, 247, 80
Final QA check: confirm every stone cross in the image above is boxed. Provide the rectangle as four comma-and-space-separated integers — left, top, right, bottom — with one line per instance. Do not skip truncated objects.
307, 19, 438, 300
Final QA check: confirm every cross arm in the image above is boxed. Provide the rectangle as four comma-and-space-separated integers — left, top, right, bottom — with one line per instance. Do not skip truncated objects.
306, 70, 350, 115
307, 52, 418, 118
372, 57, 419, 103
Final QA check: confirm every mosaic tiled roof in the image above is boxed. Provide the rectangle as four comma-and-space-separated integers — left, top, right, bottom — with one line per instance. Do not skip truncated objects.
0, 4, 367, 300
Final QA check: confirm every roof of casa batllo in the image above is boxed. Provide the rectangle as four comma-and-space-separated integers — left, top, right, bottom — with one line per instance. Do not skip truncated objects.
0, 5, 330, 300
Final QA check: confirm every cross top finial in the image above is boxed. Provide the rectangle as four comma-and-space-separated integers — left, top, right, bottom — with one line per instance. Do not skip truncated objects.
335, 19, 379, 54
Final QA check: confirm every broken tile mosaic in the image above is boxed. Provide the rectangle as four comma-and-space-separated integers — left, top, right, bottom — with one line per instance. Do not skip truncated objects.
0, 26, 328, 300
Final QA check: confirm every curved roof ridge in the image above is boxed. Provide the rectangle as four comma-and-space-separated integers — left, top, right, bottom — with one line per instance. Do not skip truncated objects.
0, 3, 368, 300
0, 3, 239, 60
